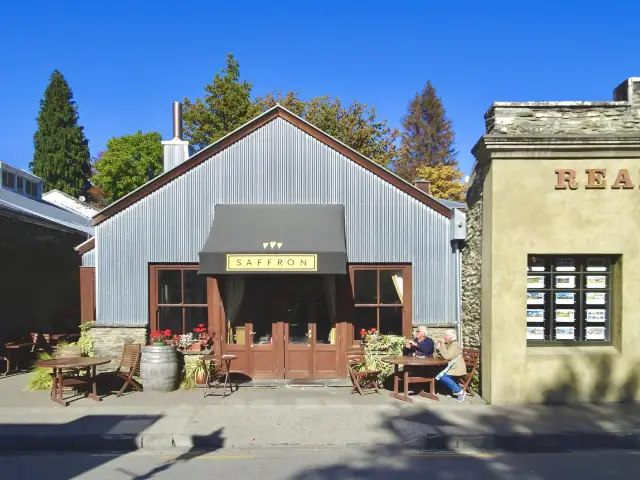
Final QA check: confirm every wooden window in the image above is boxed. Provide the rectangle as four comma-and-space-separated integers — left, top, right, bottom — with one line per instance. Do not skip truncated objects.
349, 265, 411, 340
151, 265, 208, 336
526, 255, 616, 345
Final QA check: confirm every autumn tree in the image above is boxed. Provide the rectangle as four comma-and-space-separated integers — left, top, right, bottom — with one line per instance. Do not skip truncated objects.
92, 131, 163, 203
396, 81, 457, 183
256, 92, 399, 168
415, 164, 467, 202
182, 53, 261, 151
31, 70, 91, 197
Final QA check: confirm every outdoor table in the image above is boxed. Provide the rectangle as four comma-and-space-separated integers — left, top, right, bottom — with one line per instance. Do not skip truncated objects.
200, 354, 237, 399
382, 355, 448, 403
4, 342, 33, 373
36, 357, 111, 406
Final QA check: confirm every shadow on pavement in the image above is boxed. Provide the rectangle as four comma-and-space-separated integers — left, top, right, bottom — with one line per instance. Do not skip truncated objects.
291, 355, 640, 479
0, 415, 226, 479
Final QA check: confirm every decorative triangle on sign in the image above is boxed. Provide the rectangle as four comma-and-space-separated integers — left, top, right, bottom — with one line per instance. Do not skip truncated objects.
270, 241, 276, 249
263, 242, 269, 249
276, 242, 282, 249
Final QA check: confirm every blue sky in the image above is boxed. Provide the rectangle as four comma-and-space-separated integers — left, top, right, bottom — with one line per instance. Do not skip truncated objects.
0, 1, 638, 178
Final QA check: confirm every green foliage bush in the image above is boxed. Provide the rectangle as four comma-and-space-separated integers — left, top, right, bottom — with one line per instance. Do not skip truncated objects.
354, 333, 407, 382
26, 323, 96, 391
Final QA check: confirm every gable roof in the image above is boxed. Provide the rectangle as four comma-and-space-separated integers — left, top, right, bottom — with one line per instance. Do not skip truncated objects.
92, 105, 452, 226
0, 187, 94, 235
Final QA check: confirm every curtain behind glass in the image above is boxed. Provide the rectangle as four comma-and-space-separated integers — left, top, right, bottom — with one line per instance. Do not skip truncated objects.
323, 275, 336, 344
391, 273, 404, 303
224, 276, 246, 343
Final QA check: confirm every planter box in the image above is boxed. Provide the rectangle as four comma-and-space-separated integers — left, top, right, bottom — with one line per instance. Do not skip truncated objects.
187, 343, 203, 352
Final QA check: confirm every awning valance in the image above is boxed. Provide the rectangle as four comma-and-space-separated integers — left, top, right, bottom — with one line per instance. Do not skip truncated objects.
198, 204, 347, 275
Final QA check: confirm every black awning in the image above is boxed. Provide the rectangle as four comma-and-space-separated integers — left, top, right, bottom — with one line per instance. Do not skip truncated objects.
198, 204, 347, 275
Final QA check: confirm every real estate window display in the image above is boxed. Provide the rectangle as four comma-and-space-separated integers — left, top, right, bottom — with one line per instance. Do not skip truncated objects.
526, 255, 614, 345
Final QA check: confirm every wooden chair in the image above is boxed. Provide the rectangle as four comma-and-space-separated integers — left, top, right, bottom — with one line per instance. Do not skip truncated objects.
346, 345, 381, 395
98, 343, 142, 397
457, 347, 480, 396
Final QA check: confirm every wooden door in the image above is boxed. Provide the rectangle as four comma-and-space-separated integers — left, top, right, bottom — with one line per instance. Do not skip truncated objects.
79, 267, 96, 324
247, 277, 279, 378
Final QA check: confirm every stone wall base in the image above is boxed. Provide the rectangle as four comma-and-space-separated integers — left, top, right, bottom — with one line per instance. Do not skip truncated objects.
89, 325, 147, 371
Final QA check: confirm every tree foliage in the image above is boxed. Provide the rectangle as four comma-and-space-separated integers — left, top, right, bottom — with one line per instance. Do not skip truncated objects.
92, 131, 163, 203
31, 70, 91, 197
415, 164, 468, 202
256, 92, 399, 168
182, 53, 261, 151
182, 55, 399, 167
396, 81, 457, 183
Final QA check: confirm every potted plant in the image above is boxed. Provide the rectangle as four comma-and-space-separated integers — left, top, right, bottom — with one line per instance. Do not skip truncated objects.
192, 324, 214, 351
150, 329, 172, 346
176, 333, 196, 351
180, 357, 219, 389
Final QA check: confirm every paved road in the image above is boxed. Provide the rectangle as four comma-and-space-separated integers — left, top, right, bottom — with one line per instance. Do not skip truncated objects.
1, 448, 639, 479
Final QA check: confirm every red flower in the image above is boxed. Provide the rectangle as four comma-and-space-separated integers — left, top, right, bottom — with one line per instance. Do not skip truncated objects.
163, 329, 171, 337
360, 328, 366, 337
370, 328, 377, 333
198, 324, 204, 328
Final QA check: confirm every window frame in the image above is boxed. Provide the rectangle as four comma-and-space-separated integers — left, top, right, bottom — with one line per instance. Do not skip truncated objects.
526, 254, 616, 347
2, 171, 15, 190
348, 264, 412, 340
149, 264, 211, 337
25, 180, 37, 197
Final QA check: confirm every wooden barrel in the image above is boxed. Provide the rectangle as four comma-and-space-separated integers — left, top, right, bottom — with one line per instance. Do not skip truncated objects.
140, 345, 178, 392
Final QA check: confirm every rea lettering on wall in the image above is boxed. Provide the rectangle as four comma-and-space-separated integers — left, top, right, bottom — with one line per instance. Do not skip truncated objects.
555, 169, 636, 190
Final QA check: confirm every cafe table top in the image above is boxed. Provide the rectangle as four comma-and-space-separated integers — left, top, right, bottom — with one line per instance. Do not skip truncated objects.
201, 354, 237, 361
35, 357, 112, 369
381, 355, 448, 366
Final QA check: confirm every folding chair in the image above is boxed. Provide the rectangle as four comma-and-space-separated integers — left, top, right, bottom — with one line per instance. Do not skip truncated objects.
457, 347, 480, 396
98, 343, 142, 397
346, 345, 381, 395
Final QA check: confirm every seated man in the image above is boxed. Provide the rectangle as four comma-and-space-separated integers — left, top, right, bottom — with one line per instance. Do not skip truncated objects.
403, 325, 434, 357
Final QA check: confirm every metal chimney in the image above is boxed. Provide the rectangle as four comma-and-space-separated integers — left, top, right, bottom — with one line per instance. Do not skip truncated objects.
163, 101, 189, 172
172, 102, 183, 140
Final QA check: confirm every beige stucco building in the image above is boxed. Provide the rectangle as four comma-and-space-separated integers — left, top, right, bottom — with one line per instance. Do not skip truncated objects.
465, 77, 640, 404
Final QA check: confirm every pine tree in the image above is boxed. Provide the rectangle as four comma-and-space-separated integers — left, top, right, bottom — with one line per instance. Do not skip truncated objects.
395, 81, 458, 183
182, 53, 261, 151
31, 70, 91, 197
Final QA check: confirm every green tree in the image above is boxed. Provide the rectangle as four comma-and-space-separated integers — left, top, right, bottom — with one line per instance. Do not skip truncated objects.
395, 81, 457, 183
415, 164, 468, 202
182, 53, 261, 151
31, 70, 91, 197
256, 92, 399, 168
92, 131, 163, 203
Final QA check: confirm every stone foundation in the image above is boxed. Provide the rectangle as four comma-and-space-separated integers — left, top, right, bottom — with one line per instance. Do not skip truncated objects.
88, 325, 147, 371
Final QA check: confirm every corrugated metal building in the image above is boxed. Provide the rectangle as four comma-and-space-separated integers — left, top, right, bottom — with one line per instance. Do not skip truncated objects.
80, 105, 465, 380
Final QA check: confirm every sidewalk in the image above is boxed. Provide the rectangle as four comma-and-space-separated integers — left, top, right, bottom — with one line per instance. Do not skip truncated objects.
0, 373, 639, 453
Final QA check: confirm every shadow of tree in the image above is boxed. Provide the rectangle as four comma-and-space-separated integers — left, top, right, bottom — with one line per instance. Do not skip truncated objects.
0, 415, 226, 478
291, 354, 640, 479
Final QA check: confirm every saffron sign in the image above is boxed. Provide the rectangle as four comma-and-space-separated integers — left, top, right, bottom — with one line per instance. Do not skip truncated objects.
226, 254, 318, 272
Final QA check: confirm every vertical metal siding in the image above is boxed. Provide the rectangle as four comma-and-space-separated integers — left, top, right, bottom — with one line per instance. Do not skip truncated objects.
96, 118, 458, 326
82, 249, 96, 267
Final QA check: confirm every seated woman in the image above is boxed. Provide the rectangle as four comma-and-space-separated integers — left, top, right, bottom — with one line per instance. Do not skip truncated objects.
403, 325, 434, 357
434, 329, 466, 402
